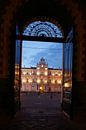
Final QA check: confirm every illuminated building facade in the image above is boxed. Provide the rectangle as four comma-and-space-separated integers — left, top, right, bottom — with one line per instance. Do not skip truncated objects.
21, 58, 62, 92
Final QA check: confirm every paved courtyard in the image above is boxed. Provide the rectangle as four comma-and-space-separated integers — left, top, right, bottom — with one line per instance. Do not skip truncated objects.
1, 92, 85, 130
21, 92, 61, 115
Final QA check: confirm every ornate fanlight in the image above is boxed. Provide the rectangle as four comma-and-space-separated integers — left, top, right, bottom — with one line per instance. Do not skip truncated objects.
23, 21, 63, 38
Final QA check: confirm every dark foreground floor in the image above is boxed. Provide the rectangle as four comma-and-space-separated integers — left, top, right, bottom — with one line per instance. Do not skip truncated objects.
0, 92, 85, 130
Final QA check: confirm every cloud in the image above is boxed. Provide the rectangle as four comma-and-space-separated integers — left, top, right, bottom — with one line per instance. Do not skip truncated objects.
22, 41, 62, 68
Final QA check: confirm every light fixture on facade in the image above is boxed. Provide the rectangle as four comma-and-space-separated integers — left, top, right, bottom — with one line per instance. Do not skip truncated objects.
39, 86, 43, 91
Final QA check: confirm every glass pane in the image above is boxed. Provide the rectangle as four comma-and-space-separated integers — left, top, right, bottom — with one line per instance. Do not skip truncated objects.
63, 42, 73, 101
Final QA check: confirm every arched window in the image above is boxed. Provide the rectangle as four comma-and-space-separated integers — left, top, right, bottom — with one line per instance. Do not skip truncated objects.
23, 21, 63, 38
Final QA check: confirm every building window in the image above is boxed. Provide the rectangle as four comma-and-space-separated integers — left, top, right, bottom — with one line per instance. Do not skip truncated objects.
37, 71, 40, 75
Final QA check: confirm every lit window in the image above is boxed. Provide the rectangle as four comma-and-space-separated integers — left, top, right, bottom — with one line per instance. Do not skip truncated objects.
43, 80, 47, 84
58, 73, 61, 76
15, 64, 19, 69
28, 79, 32, 83
41, 65, 43, 67
45, 72, 48, 76
37, 71, 40, 75
51, 80, 55, 84
64, 82, 70, 88
23, 71, 26, 75
29, 72, 32, 75
45, 68, 48, 70
57, 79, 62, 84
52, 73, 55, 76
37, 67, 40, 70
37, 79, 40, 84
22, 79, 26, 83
15, 71, 19, 75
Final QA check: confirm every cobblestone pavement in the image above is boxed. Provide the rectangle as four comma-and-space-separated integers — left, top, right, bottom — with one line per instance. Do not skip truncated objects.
1, 93, 84, 130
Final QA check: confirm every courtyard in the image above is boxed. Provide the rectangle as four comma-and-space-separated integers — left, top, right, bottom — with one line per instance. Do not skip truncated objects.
1, 92, 84, 130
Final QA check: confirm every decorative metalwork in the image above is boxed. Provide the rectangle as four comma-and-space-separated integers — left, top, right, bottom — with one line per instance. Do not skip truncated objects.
23, 21, 63, 38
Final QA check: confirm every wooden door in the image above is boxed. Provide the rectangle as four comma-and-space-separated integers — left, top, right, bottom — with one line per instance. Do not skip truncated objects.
14, 25, 22, 112
62, 29, 73, 118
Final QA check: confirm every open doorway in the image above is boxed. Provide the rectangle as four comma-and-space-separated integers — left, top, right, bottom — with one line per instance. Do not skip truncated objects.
20, 40, 62, 115
14, 19, 73, 118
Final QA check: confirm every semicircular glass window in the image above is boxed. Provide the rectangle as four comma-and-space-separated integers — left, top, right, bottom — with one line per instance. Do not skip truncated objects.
23, 21, 63, 38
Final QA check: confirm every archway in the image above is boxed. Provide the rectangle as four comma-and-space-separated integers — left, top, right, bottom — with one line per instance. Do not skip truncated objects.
14, 16, 73, 118
0, 0, 86, 120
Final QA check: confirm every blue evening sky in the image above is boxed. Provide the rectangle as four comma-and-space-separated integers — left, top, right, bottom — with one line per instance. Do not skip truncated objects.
22, 41, 62, 69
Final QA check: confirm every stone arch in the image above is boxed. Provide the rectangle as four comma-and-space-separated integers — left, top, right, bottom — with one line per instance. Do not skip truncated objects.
0, 0, 86, 81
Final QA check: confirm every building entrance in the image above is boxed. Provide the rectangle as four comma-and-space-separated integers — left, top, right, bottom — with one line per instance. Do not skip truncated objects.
14, 18, 73, 118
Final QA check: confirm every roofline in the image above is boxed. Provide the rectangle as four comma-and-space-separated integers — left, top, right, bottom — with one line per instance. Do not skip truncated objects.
21, 67, 62, 70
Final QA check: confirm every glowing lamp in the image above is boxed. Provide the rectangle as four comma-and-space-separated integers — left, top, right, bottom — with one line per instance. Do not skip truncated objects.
40, 86, 43, 91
